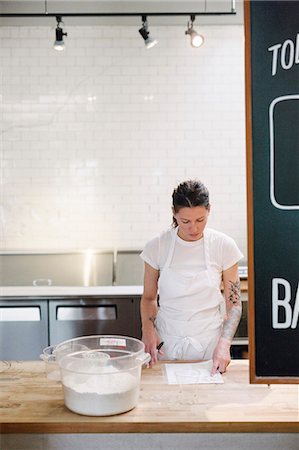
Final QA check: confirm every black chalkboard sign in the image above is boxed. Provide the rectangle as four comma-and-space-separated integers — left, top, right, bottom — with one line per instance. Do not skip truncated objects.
245, 1, 299, 382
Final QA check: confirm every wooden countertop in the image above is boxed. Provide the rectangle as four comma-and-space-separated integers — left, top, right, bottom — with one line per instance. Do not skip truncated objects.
0, 359, 297, 434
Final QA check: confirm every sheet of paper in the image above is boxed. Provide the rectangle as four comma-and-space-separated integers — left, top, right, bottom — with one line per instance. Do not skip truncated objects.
164, 360, 224, 384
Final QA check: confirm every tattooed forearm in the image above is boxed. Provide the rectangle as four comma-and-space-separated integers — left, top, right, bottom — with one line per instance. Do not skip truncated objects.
228, 280, 241, 305
222, 280, 242, 341
148, 316, 156, 327
222, 306, 242, 341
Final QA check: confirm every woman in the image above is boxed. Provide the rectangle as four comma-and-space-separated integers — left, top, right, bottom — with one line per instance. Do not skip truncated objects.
140, 179, 243, 375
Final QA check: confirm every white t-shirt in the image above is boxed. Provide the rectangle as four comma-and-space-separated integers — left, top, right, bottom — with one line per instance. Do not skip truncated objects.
140, 227, 243, 284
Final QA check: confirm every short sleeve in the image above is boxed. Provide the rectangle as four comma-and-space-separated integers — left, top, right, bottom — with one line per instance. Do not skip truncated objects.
140, 235, 160, 270
221, 236, 244, 271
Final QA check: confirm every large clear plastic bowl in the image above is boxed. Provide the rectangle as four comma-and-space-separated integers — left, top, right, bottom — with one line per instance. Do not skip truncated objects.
48, 335, 150, 416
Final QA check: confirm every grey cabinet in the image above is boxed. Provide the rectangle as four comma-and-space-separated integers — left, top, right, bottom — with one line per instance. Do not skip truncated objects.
0, 296, 142, 360
233, 292, 248, 344
0, 299, 48, 360
231, 292, 248, 359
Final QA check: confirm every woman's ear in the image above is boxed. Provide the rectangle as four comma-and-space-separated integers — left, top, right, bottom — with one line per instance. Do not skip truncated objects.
207, 204, 211, 213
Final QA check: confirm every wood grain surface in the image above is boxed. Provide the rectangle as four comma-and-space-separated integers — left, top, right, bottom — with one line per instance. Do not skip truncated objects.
0, 360, 298, 434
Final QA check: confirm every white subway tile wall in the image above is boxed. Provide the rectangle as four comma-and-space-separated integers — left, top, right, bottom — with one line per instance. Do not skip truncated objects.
0, 25, 246, 256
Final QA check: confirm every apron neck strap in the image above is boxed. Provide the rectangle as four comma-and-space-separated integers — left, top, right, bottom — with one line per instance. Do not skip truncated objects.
164, 228, 178, 268
203, 228, 211, 270
165, 227, 211, 270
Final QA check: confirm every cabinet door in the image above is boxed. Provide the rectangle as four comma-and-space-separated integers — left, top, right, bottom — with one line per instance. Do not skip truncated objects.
231, 292, 248, 359
233, 292, 248, 343
49, 297, 141, 345
0, 300, 48, 360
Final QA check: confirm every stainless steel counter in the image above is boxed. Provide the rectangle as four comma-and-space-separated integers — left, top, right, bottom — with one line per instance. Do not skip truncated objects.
0, 285, 144, 298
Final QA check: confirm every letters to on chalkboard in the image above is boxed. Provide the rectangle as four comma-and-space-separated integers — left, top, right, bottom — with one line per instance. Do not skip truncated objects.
268, 33, 299, 76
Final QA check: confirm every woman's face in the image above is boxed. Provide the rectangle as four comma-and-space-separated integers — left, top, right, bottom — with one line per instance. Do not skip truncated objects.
174, 205, 210, 241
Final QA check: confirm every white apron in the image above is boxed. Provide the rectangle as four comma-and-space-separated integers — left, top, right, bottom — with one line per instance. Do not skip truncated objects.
156, 228, 223, 360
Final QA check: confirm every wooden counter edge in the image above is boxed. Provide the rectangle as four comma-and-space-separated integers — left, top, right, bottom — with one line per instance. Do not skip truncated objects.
1, 421, 298, 434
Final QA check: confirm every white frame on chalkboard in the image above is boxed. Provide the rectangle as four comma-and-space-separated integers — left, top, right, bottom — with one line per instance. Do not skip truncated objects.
269, 94, 299, 210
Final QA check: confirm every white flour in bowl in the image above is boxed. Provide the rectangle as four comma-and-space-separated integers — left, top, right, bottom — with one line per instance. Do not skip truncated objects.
62, 370, 139, 416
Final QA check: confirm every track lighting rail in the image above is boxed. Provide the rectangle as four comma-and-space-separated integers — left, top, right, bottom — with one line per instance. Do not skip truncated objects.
0, 12, 236, 18
0, 3, 237, 50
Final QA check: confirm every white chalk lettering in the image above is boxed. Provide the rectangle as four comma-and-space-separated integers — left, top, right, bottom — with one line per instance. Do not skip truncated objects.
272, 278, 292, 328
268, 43, 282, 76
281, 39, 294, 70
291, 283, 299, 329
296, 33, 299, 64
268, 33, 299, 76
272, 278, 299, 329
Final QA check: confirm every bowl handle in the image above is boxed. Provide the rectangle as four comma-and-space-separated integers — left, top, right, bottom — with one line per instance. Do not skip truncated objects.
137, 352, 151, 366
40, 345, 57, 362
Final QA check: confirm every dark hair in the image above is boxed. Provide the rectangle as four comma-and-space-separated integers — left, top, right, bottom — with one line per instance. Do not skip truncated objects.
172, 179, 210, 227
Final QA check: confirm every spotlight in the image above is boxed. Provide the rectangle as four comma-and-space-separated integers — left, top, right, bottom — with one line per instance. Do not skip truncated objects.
139, 15, 158, 49
53, 16, 67, 51
185, 15, 204, 48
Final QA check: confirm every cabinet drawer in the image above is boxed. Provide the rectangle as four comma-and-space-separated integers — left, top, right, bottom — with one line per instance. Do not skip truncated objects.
49, 297, 141, 345
0, 300, 48, 360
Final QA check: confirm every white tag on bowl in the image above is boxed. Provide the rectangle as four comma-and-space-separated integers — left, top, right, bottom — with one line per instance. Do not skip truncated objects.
99, 338, 126, 347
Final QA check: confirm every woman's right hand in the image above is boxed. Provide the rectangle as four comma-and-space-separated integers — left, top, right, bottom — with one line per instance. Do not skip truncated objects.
142, 329, 163, 365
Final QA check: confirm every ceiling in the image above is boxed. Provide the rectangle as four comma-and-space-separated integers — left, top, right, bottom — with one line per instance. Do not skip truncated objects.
0, 1, 244, 26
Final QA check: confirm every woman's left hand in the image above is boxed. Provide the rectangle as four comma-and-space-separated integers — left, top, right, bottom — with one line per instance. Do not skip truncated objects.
211, 337, 231, 375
